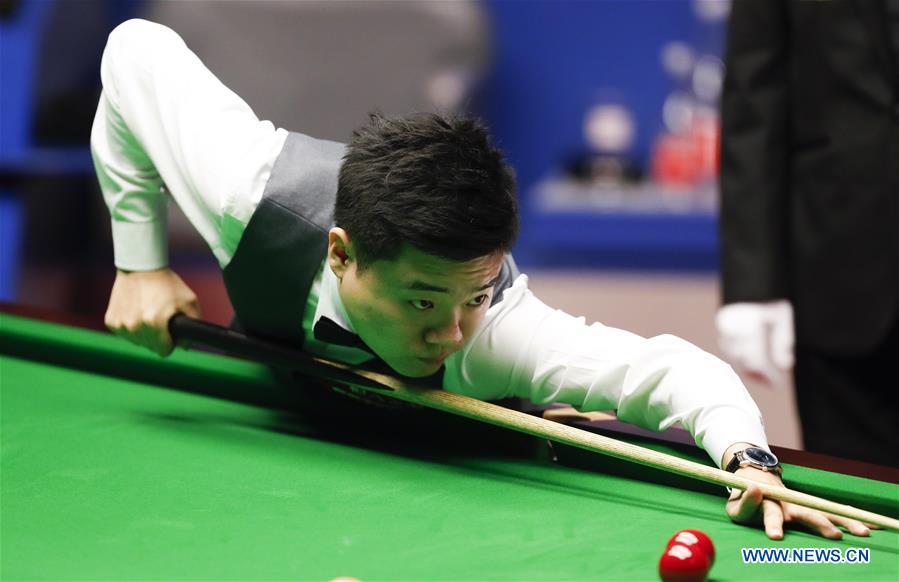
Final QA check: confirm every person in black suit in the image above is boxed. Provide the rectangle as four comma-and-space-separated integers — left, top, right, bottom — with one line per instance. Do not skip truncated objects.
717, 0, 899, 467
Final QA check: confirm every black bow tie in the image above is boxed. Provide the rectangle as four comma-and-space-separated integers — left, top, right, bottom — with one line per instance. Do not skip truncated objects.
313, 317, 373, 353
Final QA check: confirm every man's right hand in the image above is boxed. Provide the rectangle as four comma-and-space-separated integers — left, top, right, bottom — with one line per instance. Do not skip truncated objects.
105, 268, 202, 356
715, 300, 794, 388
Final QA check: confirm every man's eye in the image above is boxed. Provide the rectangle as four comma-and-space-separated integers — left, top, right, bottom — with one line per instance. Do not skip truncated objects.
410, 299, 434, 311
468, 294, 488, 307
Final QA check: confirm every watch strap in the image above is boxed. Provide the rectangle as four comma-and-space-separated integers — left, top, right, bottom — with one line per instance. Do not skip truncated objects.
725, 451, 744, 473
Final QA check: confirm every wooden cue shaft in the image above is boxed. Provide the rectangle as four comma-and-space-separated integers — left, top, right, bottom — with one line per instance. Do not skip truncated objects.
168, 316, 899, 531
338, 362, 899, 532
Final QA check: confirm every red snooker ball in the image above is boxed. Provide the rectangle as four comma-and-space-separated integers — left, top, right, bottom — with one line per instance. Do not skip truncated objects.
667, 529, 715, 565
658, 543, 711, 582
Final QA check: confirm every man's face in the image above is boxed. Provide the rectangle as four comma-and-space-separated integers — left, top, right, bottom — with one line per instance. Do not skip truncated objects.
328, 230, 504, 377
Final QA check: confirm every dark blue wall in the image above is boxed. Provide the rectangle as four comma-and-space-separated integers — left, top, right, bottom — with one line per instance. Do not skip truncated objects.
480, 0, 725, 202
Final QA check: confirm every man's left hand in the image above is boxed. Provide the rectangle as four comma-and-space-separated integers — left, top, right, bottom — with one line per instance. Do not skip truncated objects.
726, 467, 874, 540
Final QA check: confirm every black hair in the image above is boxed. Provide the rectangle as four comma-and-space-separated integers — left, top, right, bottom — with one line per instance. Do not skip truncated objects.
335, 112, 518, 268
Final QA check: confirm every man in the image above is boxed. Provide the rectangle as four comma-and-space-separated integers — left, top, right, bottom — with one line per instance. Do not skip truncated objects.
93, 19, 870, 540
717, 0, 898, 467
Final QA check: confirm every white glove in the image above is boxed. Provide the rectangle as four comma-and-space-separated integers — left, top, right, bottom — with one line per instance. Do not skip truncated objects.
715, 300, 794, 388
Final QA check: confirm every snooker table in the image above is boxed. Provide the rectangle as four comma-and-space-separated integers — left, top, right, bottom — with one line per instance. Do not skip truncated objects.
2, 311, 897, 581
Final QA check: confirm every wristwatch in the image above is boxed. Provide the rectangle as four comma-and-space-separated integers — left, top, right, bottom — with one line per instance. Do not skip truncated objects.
725, 447, 783, 476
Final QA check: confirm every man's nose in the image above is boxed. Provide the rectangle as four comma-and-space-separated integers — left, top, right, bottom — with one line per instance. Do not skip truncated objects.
424, 310, 465, 349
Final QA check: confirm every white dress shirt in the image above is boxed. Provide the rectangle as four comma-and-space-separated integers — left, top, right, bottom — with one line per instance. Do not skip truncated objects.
92, 19, 771, 468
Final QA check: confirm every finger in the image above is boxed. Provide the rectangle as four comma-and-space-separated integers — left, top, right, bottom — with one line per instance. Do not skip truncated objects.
131, 322, 158, 354
154, 324, 175, 357
727, 485, 763, 523
121, 321, 146, 346
821, 512, 870, 537
761, 499, 784, 540
168, 307, 199, 351
181, 299, 202, 320
104, 299, 123, 330
770, 337, 794, 370
112, 328, 138, 347
132, 320, 172, 357
105, 310, 127, 336
771, 322, 794, 372
769, 309, 795, 370
148, 307, 180, 357
789, 505, 843, 540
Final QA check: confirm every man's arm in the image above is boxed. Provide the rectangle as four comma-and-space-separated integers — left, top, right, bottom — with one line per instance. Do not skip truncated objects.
445, 277, 871, 539
90, 19, 287, 353
445, 276, 767, 469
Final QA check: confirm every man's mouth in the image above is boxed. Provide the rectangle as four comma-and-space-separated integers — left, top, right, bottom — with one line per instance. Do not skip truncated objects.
417, 353, 449, 365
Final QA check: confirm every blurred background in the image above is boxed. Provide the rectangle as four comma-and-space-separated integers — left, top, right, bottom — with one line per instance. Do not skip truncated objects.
0, 0, 799, 447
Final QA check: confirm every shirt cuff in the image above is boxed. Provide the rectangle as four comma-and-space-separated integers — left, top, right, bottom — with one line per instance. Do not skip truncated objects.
111, 219, 168, 271
696, 406, 771, 469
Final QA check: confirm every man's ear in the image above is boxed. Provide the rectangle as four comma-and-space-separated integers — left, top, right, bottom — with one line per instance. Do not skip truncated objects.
327, 227, 353, 279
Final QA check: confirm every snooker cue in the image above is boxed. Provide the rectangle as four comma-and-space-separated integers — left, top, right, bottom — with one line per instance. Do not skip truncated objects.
169, 315, 899, 532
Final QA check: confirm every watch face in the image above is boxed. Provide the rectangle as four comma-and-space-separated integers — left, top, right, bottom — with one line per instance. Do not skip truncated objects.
746, 447, 778, 467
